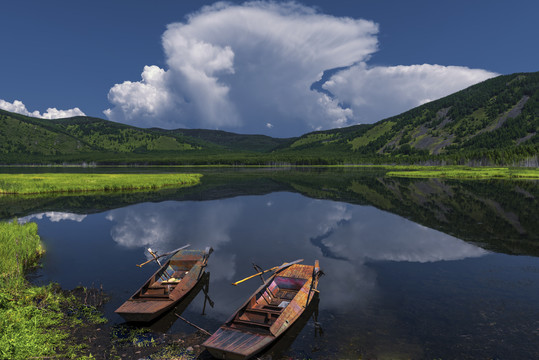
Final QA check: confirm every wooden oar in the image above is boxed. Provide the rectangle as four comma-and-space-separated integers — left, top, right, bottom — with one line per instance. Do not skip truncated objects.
231, 259, 304, 286
136, 244, 191, 267
306, 259, 322, 307
175, 313, 212, 336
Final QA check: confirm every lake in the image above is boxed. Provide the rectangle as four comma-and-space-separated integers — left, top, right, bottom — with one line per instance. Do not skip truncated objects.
3, 167, 539, 359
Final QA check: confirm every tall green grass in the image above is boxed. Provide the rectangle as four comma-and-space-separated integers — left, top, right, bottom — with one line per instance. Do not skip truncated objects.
0, 220, 104, 359
385, 166, 539, 179
0, 220, 43, 282
0, 173, 202, 194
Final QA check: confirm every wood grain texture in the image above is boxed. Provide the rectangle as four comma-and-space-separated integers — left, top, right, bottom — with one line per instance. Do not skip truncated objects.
203, 261, 321, 359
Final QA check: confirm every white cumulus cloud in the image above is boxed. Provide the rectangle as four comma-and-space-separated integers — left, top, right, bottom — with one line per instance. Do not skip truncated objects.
104, 1, 498, 136
103, 66, 177, 128
323, 63, 498, 124
0, 99, 85, 119
104, 1, 378, 135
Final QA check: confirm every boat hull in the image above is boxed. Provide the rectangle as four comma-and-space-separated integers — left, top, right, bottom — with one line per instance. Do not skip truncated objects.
203, 261, 321, 360
114, 299, 176, 323
115, 248, 211, 322
204, 327, 273, 360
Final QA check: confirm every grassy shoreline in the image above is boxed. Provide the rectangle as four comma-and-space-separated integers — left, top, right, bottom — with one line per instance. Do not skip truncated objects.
385, 166, 539, 179
0, 220, 106, 359
0, 173, 202, 195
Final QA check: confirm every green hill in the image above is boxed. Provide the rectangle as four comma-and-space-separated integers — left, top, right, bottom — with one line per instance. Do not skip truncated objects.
0, 112, 200, 155
0, 71, 537, 165
0, 111, 294, 164
280, 71, 538, 165
153, 128, 294, 153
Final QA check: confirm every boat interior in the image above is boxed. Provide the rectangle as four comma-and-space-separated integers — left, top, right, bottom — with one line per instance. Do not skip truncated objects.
231, 276, 307, 331
136, 260, 198, 298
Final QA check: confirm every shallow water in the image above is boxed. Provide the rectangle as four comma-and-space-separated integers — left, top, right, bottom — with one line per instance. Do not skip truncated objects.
8, 168, 539, 359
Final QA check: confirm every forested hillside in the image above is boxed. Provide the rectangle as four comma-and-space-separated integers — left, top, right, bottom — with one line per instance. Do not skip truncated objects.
0, 111, 293, 164
0, 71, 537, 165
281, 71, 538, 165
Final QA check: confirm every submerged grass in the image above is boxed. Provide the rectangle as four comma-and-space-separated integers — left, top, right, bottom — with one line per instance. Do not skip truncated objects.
385, 166, 539, 179
0, 173, 202, 194
0, 220, 105, 359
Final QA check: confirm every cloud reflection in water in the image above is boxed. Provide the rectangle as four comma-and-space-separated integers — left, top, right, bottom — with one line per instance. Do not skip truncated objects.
105, 193, 487, 317
20, 212, 87, 223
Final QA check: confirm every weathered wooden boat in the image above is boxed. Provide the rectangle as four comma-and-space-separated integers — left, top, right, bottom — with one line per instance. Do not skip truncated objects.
115, 246, 212, 322
147, 272, 212, 333
203, 260, 322, 360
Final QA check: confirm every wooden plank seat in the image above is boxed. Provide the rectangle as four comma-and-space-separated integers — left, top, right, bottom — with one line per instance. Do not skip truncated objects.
234, 319, 272, 328
148, 284, 166, 289
138, 293, 171, 298
262, 304, 283, 311
140, 285, 173, 298
245, 307, 282, 316
235, 307, 282, 330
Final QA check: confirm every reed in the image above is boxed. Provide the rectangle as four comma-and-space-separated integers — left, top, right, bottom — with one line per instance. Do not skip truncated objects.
385, 166, 539, 179
0, 220, 104, 359
0, 220, 43, 282
0, 173, 202, 194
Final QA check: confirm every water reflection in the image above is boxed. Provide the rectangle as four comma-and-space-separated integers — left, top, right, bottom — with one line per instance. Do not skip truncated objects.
25, 187, 539, 359
103, 193, 486, 318
3, 168, 538, 258
21, 211, 87, 223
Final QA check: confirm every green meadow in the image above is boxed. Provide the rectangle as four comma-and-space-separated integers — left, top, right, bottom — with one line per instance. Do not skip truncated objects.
0, 173, 202, 194
385, 166, 539, 179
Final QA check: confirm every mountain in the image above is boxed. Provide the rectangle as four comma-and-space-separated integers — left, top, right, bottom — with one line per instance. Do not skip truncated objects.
0, 71, 537, 165
280, 71, 538, 165
0, 111, 294, 163
153, 128, 293, 153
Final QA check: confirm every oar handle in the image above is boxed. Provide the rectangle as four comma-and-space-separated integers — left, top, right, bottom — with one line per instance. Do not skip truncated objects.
232, 267, 276, 286
136, 258, 155, 268
231, 259, 304, 286
136, 244, 190, 267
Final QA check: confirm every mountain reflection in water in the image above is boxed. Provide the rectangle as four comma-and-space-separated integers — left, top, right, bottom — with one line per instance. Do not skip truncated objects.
103, 194, 487, 315
12, 168, 539, 359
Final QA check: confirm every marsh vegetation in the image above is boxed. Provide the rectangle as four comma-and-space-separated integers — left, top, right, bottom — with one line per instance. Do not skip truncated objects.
0, 173, 202, 194
0, 220, 106, 359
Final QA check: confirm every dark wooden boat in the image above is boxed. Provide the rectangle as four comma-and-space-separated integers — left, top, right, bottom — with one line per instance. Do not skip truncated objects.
115, 247, 212, 322
147, 272, 212, 333
203, 260, 322, 360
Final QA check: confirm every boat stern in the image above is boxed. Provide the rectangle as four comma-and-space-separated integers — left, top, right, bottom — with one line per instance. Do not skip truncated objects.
203, 327, 273, 360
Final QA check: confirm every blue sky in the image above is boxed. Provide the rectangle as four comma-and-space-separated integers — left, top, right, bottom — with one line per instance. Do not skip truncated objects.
1, 0, 537, 137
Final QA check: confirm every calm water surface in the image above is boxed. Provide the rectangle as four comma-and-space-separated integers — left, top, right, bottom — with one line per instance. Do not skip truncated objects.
9, 168, 539, 359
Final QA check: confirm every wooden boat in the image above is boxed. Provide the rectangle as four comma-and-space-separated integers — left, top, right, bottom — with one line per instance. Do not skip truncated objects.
115, 246, 212, 322
203, 260, 322, 360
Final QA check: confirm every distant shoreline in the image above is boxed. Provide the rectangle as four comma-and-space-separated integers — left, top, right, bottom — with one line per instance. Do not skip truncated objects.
0, 166, 537, 181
